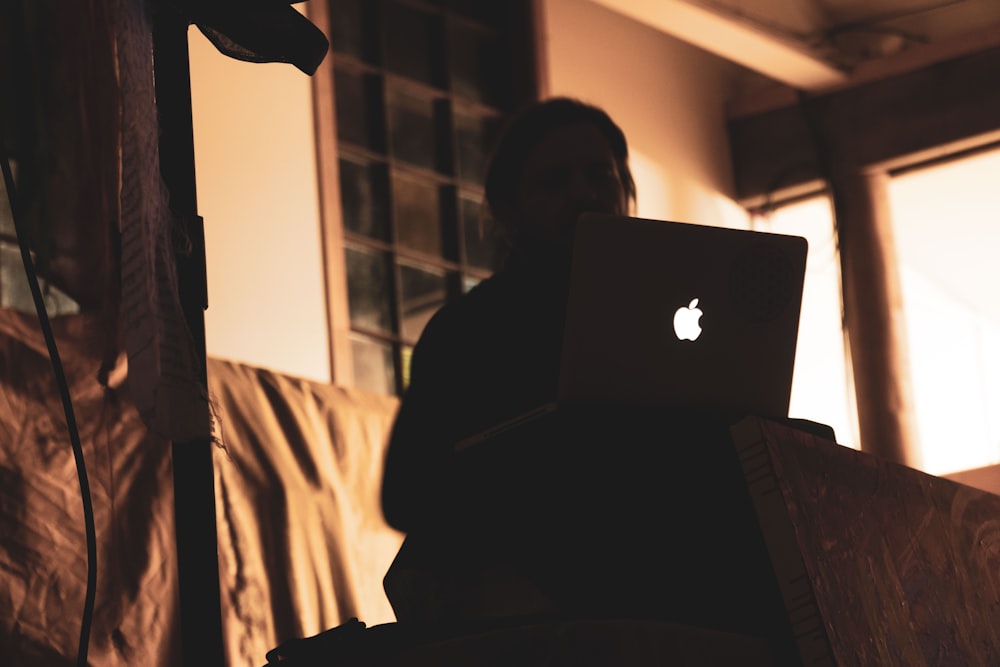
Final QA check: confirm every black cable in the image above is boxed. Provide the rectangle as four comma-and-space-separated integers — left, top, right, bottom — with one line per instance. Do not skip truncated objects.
0, 151, 97, 667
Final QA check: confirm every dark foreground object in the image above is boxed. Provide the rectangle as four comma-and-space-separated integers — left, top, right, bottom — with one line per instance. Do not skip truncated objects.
268, 411, 1000, 665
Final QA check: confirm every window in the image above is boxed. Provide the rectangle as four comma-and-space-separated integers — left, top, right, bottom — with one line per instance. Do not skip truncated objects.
315, 0, 537, 395
751, 194, 860, 449
888, 145, 1000, 475
0, 161, 79, 315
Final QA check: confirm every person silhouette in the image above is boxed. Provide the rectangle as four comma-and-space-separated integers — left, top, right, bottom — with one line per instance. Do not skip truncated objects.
379, 97, 638, 622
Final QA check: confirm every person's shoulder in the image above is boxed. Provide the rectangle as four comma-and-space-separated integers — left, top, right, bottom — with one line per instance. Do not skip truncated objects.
414, 273, 491, 339
412, 272, 513, 353
431, 271, 514, 324
405, 272, 510, 378
461, 270, 519, 308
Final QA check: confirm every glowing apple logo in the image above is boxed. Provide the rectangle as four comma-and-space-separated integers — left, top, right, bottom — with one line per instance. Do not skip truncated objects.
673, 298, 703, 341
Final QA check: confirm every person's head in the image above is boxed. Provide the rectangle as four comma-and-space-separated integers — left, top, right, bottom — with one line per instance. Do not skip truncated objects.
483, 97, 636, 257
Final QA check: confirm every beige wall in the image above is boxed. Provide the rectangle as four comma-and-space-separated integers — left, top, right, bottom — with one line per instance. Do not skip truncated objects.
189, 2, 749, 382
189, 28, 331, 383
541, 0, 749, 229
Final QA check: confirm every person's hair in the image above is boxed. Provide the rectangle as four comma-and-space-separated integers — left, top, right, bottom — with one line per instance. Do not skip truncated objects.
482, 97, 637, 239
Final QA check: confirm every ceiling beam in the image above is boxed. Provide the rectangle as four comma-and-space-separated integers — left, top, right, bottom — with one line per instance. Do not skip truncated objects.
729, 21, 1000, 118
728, 45, 1000, 204
588, 0, 849, 91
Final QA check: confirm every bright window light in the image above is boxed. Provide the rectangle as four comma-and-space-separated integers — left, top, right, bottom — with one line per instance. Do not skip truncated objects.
889, 146, 1000, 475
752, 195, 859, 449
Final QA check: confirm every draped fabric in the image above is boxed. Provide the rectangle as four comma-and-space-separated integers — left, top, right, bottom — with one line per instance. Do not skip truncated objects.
0, 311, 180, 667
208, 358, 402, 666
0, 309, 403, 666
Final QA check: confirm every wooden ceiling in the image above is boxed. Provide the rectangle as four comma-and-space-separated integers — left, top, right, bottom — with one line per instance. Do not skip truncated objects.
589, 0, 1000, 101
584, 0, 1000, 198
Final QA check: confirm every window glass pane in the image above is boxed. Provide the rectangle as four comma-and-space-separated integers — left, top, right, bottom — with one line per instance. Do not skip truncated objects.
350, 333, 396, 395
0, 161, 14, 236
398, 262, 448, 343
401, 344, 414, 390
344, 245, 393, 333
751, 196, 858, 450
382, 1, 441, 87
432, 0, 504, 24
453, 107, 499, 185
889, 146, 1000, 475
339, 156, 390, 241
448, 22, 503, 106
392, 172, 442, 257
329, 0, 366, 61
386, 84, 438, 171
462, 275, 481, 293
459, 194, 501, 271
0, 243, 80, 315
335, 68, 381, 150
898, 270, 999, 474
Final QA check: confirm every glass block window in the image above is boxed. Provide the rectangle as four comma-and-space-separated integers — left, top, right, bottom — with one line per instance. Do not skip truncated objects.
0, 160, 79, 315
322, 0, 535, 394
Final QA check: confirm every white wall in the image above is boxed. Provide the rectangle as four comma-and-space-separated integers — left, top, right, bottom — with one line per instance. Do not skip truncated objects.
188, 28, 331, 383
540, 0, 750, 230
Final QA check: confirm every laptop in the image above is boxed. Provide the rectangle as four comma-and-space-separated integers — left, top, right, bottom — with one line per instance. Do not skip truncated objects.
455, 213, 808, 451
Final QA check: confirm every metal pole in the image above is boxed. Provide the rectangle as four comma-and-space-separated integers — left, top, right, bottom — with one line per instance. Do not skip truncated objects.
150, 3, 225, 665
